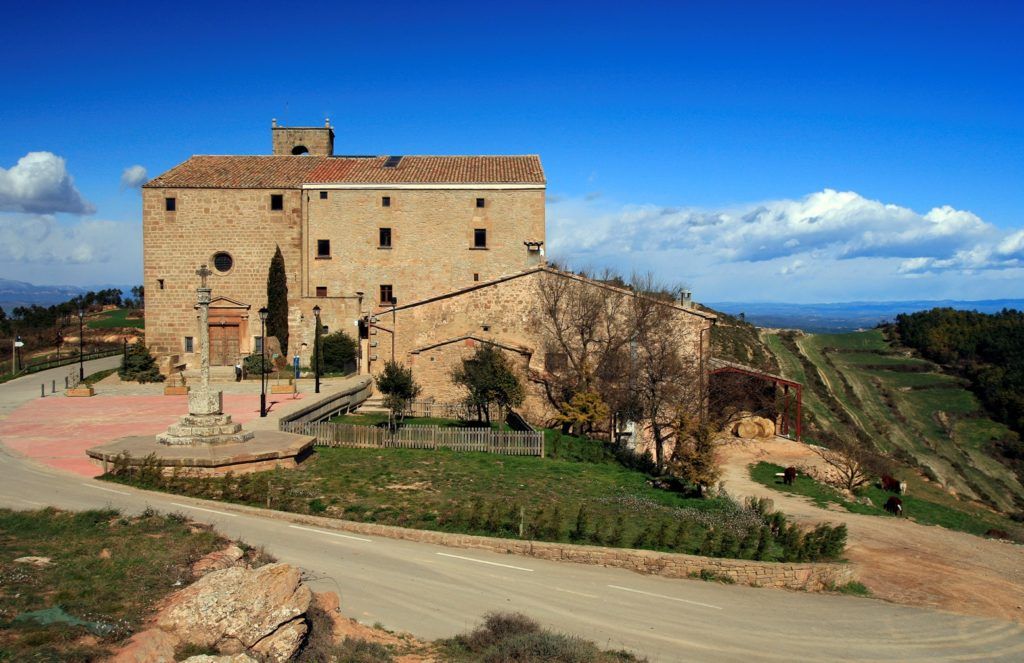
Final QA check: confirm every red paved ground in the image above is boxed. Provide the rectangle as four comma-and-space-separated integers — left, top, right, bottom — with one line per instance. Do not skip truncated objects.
0, 394, 302, 477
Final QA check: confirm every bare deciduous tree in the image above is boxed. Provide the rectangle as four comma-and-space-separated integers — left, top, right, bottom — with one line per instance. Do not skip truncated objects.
810, 436, 875, 493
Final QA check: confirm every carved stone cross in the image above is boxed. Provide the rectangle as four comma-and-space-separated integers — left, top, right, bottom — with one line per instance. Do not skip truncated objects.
196, 264, 212, 288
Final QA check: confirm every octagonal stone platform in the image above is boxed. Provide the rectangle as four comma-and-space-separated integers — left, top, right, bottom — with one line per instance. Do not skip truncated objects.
86, 430, 315, 476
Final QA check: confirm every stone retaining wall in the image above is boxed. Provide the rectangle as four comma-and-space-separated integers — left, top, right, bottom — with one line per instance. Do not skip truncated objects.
277, 511, 855, 592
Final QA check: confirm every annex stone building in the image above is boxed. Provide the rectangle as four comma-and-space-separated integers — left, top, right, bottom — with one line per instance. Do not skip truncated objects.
142, 121, 712, 422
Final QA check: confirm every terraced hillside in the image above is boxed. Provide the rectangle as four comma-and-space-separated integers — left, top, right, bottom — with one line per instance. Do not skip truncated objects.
763, 328, 1024, 514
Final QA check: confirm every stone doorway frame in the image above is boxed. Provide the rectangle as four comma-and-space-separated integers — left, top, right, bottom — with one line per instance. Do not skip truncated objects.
206, 296, 251, 366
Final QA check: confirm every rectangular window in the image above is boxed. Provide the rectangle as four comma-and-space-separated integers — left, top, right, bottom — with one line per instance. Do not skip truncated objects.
255, 336, 263, 353
322, 326, 329, 335
379, 284, 394, 305
476, 197, 485, 208
379, 227, 392, 248
316, 286, 327, 297
165, 197, 176, 212
382, 196, 391, 207
319, 191, 328, 200
473, 228, 487, 248
157, 279, 165, 290
270, 194, 284, 211
184, 336, 194, 353
473, 273, 480, 282
317, 239, 331, 257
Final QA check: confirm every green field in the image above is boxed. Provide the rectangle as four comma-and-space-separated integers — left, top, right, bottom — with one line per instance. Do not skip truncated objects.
0, 508, 229, 661
103, 435, 846, 562
749, 462, 1021, 539
765, 329, 1024, 515
87, 309, 144, 330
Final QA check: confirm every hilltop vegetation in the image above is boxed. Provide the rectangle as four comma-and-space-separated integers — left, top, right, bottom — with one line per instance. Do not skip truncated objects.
762, 327, 1024, 520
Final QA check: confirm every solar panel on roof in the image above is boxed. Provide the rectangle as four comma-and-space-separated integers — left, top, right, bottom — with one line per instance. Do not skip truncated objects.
384, 155, 403, 168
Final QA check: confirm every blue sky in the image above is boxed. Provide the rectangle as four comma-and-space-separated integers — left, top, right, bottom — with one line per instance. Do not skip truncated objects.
1, 0, 1022, 302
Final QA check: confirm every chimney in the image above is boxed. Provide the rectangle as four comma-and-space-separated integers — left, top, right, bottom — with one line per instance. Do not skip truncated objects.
680, 289, 693, 308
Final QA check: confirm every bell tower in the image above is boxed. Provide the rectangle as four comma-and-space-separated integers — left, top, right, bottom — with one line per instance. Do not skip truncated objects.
271, 118, 334, 156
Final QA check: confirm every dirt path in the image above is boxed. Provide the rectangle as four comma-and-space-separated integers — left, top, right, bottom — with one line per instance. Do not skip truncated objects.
719, 437, 1024, 623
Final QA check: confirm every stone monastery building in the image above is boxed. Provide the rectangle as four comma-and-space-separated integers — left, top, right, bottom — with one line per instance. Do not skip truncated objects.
143, 121, 713, 421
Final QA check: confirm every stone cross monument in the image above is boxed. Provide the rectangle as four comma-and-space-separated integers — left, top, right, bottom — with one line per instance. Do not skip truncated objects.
157, 265, 253, 446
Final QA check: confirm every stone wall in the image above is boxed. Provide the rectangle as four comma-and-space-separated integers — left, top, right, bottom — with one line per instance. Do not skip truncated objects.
272, 126, 334, 156
380, 268, 713, 425
142, 188, 305, 362
278, 511, 855, 592
305, 187, 545, 311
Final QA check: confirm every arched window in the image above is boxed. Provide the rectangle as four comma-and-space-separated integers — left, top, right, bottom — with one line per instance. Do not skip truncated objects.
292, 145, 309, 155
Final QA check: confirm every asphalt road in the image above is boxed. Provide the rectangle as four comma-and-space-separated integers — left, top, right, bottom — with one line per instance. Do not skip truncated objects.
1, 359, 1023, 661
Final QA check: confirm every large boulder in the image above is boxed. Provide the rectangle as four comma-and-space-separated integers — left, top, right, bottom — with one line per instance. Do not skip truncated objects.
157, 563, 311, 661
191, 544, 245, 577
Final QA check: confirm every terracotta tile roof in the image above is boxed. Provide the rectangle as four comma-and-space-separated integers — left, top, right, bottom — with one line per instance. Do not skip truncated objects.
308, 155, 545, 184
144, 156, 327, 189
145, 155, 545, 189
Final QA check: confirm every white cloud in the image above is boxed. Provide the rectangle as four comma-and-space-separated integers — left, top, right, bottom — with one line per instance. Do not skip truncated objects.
0, 152, 95, 214
120, 164, 148, 190
548, 189, 999, 265
547, 189, 1024, 300
0, 214, 139, 265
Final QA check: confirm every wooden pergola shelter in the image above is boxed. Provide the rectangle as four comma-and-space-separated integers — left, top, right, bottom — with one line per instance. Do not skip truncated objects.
708, 357, 803, 441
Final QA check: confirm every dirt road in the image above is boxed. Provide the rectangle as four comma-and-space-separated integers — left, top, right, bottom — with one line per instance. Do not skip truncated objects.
719, 438, 1024, 623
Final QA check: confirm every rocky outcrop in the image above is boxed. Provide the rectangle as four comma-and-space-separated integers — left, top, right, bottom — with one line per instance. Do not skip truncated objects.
108, 627, 178, 663
191, 544, 245, 577
181, 654, 257, 663
157, 563, 311, 660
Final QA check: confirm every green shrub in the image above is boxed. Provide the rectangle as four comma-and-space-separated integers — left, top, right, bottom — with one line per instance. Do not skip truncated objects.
119, 343, 165, 383
243, 352, 271, 375
314, 330, 358, 374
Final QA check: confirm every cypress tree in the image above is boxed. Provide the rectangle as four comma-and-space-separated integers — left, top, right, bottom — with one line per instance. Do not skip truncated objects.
266, 245, 289, 356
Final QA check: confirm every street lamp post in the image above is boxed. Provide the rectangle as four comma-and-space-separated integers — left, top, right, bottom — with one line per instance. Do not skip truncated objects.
312, 305, 322, 394
77, 306, 85, 382
355, 291, 364, 375
258, 307, 268, 417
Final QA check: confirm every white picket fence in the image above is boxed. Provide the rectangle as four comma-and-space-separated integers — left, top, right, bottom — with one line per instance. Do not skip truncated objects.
282, 421, 545, 456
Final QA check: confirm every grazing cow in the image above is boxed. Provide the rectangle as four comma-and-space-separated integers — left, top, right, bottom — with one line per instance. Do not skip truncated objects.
783, 466, 797, 486
884, 496, 903, 517
881, 474, 903, 493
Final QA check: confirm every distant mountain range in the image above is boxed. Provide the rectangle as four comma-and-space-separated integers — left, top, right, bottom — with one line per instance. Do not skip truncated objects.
706, 299, 1024, 333
0, 278, 135, 311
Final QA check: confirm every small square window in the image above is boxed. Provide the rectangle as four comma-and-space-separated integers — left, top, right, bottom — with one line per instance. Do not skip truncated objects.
474, 228, 487, 248
322, 326, 329, 335
379, 284, 394, 305
319, 191, 328, 200
255, 336, 264, 353
382, 196, 391, 207
317, 239, 331, 257
473, 273, 480, 282
270, 194, 284, 211
476, 198, 485, 208
165, 197, 176, 212
316, 286, 327, 298
184, 336, 194, 353
157, 279, 165, 290
379, 227, 392, 248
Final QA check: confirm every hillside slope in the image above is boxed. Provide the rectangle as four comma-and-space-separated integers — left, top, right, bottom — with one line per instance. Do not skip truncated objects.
761, 328, 1024, 514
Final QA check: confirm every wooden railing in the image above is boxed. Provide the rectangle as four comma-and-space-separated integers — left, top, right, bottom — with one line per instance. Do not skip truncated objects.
281, 421, 545, 456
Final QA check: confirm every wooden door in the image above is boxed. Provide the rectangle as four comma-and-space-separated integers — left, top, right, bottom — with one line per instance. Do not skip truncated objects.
209, 323, 239, 365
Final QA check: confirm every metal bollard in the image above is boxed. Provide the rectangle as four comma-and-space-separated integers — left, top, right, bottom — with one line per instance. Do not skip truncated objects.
52, 379, 56, 393
65, 376, 69, 388
41, 384, 45, 397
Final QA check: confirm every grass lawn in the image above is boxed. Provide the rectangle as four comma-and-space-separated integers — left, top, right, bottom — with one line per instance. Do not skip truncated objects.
749, 462, 1021, 539
87, 309, 144, 330
103, 438, 848, 562
0, 508, 226, 662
